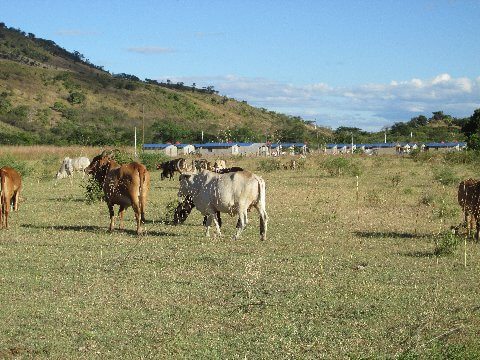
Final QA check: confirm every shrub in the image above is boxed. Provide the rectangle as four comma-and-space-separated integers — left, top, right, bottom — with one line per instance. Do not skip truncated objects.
139, 152, 169, 171
0, 155, 33, 177
433, 167, 459, 186
320, 157, 362, 177
257, 159, 281, 172
433, 231, 460, 256
444, 150, 479, 165
67, 91, 86, 104
110, 150, 134, 165
81, 176, 104, 204
162, 200, 178, 224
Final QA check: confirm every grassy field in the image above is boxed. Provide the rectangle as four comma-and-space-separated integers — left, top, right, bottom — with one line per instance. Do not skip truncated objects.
1, 149, 480, 359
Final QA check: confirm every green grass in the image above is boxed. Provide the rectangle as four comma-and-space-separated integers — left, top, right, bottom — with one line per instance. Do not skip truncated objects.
0, 151, 480, 358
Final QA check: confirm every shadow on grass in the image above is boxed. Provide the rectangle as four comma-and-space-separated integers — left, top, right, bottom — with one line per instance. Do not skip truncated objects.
354, 230, 426, 240
399, 250, 435, 258
47, 197, 86, 203
21, 224, 176, 237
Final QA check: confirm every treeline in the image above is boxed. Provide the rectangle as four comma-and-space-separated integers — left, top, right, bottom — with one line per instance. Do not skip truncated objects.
328, 111, 469, 145
0, 22, 106, 72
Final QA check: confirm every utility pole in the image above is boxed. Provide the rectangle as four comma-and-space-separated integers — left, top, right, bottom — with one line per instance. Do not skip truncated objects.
142, 104, 145, 151
134, 127, 137, 157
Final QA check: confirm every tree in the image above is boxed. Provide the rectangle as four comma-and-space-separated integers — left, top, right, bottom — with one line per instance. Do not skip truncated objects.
462, 108, 480, 150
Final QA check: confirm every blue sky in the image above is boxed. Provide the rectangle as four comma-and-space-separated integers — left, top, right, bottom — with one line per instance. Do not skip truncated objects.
1, 0, 479, 131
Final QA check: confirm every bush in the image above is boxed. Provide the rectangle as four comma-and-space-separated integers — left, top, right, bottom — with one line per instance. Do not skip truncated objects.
67, 91, 86, 104
257, 159, 281, 172
139, 152, 169, 171
444, 150, 479, 165
81, 176, 104, 204
433, 231, 460, 256
110, 150, 135, 165
433, 167, 459, 186
162, 200, 178, 224
320, 157, 362, 177
0, 155, 33, 177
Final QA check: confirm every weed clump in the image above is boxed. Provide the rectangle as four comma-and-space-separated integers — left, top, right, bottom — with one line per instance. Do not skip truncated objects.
257, 159, 281, 172
320, 157, 362, 177
433, 231, 460, 256
433, 167, 459, 186
139, 152, 169, 171
82, 176, 104, 204
0, 154, 32, 177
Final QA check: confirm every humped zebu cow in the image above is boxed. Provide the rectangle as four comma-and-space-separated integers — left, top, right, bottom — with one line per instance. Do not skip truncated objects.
56, 156, 90, 179
0, 166, 22, 229
157, 158, 188, 180
457, 178, 480, 239
173, 167, 245, 225
86, 151, 150, 234
178, 168, 267, 240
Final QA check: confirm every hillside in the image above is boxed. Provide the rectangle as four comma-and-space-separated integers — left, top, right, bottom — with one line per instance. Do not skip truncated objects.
0, 23, 322, 146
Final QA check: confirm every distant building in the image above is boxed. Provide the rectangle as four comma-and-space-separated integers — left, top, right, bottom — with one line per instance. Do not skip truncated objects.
194, 143, 240, 156
143, 143, 178, 156
176, 144, 195, 155
424, 142, 467, 152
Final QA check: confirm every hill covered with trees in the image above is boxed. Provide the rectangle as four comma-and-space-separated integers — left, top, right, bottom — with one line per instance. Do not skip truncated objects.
0, 23, 322, 146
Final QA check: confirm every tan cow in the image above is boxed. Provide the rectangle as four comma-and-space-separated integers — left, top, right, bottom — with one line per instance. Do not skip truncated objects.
457, 178, 480, 239
0, 166, 22, 229
178, 169, 268, 240
86, 152, 150, 234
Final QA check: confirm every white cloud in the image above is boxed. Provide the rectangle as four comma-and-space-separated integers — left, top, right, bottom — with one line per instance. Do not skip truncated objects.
127, 47, 176, 54
159, 73, 480, 131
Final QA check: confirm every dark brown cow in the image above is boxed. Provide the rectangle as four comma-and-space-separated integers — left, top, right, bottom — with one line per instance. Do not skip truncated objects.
457, 178, 480, 239
86, 152, 150, 234
157, 158, 187, 180
0, 166, 22, 229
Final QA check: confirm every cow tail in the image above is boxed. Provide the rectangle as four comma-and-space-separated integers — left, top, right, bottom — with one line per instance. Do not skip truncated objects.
257, 175, 268, 240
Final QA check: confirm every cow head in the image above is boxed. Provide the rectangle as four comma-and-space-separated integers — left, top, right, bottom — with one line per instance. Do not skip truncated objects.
178, 173, 195, 198
85, 153, 117, 185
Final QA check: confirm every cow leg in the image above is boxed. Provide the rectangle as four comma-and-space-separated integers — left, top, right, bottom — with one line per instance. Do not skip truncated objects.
118, 206, 126, 230
108, 203, 115, 232
234, 209, 248, 240
3, 200, 9, 229
131, 202, 142, 235
13, 190, 20, 211
255, 205, 268, 241
204, 214, 213, 237
476, 218, 480, 242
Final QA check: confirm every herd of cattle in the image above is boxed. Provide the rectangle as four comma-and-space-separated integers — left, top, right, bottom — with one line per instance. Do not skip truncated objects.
2, 151, 480, 243
0, 152, 268, 241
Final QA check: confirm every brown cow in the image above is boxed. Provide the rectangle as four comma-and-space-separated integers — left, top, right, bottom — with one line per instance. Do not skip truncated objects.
86, 152, 150, 234
457, 178, 480, 239
0, 166, 22, 229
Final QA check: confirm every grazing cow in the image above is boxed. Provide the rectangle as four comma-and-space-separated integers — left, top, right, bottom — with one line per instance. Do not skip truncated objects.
86, 152, 150, 234
0, 167, 22, 229
56, 156, 90, 179
157, 158, 187, 180
178, 169, 268, 240
173, 167, 244, 225
457, 178, 480, 239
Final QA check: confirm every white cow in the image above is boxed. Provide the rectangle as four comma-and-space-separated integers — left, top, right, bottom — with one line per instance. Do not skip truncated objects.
178, 169, 268, 240
56, 157, 90, 179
